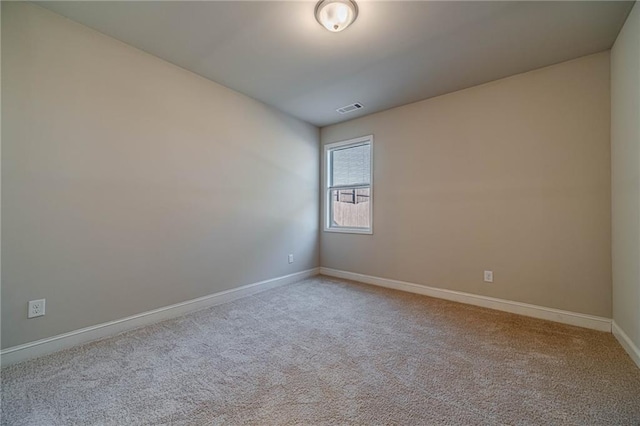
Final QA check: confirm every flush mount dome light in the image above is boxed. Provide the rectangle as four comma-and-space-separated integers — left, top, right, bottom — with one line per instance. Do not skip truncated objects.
315, 0, 358, 32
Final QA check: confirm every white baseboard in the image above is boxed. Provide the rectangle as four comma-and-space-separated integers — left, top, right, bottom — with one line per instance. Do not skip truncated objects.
320, 267, 612, 332
612, 321, 640, 369
1, 268, 320, 367
2, 267, 619, 368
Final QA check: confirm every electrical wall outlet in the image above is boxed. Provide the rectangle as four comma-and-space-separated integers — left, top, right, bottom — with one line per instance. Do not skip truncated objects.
288, 254, 294, 264
483, 271, 493, 283
28, 299, 46, 318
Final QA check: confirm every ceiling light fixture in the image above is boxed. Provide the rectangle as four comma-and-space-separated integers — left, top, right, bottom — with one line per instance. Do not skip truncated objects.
315, 0, 358, 33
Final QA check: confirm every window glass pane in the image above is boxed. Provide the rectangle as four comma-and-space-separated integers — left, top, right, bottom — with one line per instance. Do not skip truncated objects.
331, 143, 370, 187
330, 188, 370, 228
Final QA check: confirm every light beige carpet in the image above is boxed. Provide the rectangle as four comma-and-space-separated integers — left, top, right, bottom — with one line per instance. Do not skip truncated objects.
2, 275, 639, 425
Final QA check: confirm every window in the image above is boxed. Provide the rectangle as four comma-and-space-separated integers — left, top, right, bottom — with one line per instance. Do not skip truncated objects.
324, 135, 373, 234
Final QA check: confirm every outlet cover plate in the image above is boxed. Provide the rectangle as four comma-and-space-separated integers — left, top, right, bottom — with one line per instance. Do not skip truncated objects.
483, 271, 493, 283
28, 299, 46, 318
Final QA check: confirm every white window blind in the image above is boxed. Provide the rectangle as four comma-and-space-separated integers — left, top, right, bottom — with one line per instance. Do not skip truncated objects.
331, 143, 371, 187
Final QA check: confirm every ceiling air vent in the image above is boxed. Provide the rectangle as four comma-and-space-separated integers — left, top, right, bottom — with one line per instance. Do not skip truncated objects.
336, 102, 363, 114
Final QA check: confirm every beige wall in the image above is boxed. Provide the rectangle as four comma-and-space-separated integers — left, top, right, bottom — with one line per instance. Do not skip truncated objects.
321, 52, 611, 317
612, 3, 640, 350
1, 3, 319, 349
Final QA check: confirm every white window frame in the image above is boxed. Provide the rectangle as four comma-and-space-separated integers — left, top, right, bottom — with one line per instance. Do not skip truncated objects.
324, 135, 373, 235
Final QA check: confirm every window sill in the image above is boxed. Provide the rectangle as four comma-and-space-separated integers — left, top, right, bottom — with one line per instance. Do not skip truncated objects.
324, 227, 373, 235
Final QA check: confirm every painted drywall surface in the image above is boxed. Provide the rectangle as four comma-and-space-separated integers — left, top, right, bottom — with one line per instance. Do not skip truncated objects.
1, 3, 319, 349
0, 2, 3, 351
321, 52, 611, 317
612, 3, 640, 349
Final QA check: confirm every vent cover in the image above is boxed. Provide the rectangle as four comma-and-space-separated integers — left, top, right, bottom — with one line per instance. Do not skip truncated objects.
336, 102, 363, 114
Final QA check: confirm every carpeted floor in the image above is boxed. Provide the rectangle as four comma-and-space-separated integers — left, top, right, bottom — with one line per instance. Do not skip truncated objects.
2, 275, 640, 425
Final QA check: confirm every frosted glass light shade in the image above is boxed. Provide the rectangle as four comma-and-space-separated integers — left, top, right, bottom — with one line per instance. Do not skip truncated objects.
315, 0, 358, 32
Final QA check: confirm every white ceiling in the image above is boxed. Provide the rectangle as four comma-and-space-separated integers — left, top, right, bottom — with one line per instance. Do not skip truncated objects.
37, 1, 633, 127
